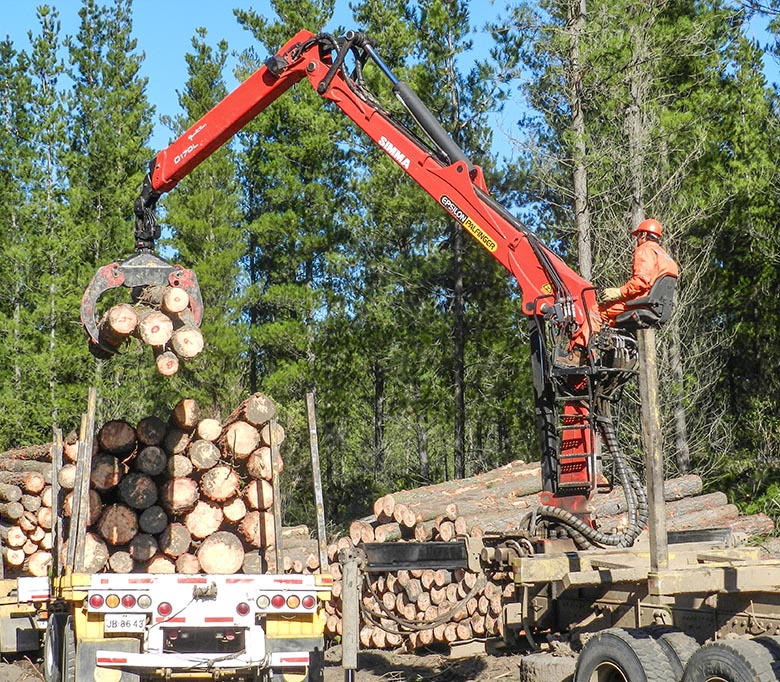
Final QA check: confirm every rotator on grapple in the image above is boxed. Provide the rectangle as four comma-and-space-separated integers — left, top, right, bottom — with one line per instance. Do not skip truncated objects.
79, 28, 676, 550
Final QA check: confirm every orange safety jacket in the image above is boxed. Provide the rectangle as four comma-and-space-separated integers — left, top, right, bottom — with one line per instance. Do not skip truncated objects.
618, 239, 679, 300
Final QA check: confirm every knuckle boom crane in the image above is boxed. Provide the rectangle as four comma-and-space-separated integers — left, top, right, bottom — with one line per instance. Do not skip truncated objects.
81, 29, 657, 551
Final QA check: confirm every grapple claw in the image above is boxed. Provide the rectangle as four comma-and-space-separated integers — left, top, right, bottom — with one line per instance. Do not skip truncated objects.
80, 252, 202, 354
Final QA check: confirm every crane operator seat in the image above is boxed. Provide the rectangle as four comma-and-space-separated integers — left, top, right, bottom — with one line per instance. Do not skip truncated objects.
613, 275, 678, 331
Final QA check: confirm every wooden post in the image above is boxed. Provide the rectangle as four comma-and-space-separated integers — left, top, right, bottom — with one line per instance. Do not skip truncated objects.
340, 546, 364, 681
51, 427, 63, 577
71, 387, 97, 572
637, 328, 668, 570
269, 419, 284, 571
306, 393, 328, 572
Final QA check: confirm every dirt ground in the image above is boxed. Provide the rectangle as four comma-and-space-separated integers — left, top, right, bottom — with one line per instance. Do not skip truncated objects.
323, 644, 522, 681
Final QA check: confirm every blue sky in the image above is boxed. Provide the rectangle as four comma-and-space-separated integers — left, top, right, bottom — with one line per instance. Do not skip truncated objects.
2, 1, 510, 153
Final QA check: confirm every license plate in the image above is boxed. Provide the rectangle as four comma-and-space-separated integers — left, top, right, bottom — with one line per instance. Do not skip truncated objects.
104, 613, 147, 632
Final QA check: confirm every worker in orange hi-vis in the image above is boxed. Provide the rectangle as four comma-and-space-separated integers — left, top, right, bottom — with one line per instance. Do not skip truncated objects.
599, 218, 679, 326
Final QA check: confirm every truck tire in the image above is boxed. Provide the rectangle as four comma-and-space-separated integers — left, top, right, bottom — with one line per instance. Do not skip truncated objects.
62, 615, 76, 682
681, 639, 779, 682
43, 614, 66, 682
574, 628, 675, 682
643, 625, 700, 680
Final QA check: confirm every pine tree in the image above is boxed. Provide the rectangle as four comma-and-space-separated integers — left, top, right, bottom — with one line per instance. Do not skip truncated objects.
66, 0, 158, 422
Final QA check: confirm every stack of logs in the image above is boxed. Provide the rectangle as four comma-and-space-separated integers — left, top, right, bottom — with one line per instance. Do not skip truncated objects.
96, 287, 204, 374
0, 444, 55, 578
269, 461, 775, 652
1, 393, 286, 577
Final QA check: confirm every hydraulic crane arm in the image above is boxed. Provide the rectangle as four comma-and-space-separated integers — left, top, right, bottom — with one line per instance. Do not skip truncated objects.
136, 30, 599, 336
82, 30, 648, 549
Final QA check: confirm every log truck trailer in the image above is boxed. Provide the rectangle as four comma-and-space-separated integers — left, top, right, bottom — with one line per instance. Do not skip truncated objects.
69, 28, 780, 682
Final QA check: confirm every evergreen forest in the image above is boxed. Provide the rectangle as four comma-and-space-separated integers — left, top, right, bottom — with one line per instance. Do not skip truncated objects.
2, 0, 780, 531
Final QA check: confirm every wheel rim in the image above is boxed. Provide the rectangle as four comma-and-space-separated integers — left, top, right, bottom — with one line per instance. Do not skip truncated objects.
589, 661, 629, 682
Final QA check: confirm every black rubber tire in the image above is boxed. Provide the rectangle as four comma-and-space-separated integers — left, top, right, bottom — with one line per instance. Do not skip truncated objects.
681, 638, 779, 682
62, 615, 76, 682
643, 625, 700, 680
43, 613, 67, 682
575, 627, 675, 682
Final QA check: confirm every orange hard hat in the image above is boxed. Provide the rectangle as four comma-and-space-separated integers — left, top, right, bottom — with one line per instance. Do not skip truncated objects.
631, 218, 663, 238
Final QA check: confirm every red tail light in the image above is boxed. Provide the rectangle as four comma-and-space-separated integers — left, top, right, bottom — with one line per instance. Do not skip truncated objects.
236, 602, 250, 616
157, 602, 172, 616
122, 595, 136, 608
89, 594, 104, 608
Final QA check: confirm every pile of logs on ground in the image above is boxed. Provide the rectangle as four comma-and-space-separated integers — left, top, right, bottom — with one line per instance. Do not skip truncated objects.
95, 288, 204, 374
1, 393, 287, 577
305, 462, 774, 652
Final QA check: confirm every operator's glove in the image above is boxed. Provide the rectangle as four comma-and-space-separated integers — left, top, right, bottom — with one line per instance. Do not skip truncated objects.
601, 287, 622, 303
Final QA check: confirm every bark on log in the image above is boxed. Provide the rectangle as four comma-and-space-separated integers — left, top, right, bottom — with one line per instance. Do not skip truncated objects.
134, 446, 167, 476
108, 551, 135, 574
171, 399, 200, 431
98, 304, 139, 348
243, 393, 276, 426
20, 494, 41, 513
189, 440, 220, 470
138, 506, 168, 535
96, 504, 139, 546
0, 443, 52, 461
98, 420, 137, 455
129, 533, 158, 563
201, 466, 240, 502
0, 471, 46, 494
0, 483, 22, 503
197, 531, 245, 574
159, 523, 192, 558
119, 472, 158, 510
90, 454, 124, 492
1, 501, 26, 522
136, 416, 168, 446
167, 454, 193, 479
163, 428, 190, 455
